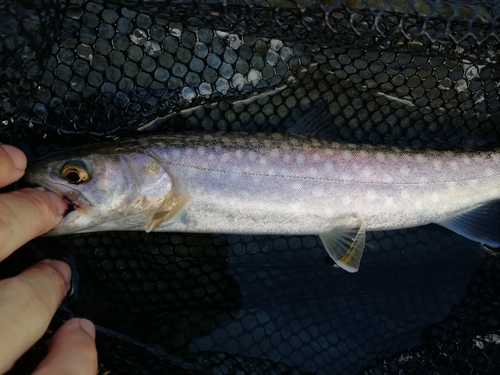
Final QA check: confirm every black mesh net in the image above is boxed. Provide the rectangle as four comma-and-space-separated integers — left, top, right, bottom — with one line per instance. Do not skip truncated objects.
2, 230, 500, 374
0, 0, 499, 373
1, 0, 500, 142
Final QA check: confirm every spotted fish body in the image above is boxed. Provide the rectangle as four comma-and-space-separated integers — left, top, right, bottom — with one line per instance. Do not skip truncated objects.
25, 133, 500, 272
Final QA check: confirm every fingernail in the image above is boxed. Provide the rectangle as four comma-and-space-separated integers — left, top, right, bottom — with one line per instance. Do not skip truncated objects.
0, 144, 27, 171
39, 259, 72, 290
79, 318, 96, 340
44, 190, 68, 217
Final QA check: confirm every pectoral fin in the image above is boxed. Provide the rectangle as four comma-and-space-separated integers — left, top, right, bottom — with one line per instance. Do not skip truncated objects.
145, 192, 191, 232
437, 201, 500, 248
319, 218, 366, 273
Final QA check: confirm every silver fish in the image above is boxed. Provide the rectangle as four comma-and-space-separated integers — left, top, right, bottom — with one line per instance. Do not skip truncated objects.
24, 133, 500, 272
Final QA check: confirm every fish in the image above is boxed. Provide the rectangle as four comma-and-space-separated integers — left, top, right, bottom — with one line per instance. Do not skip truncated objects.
24, 130, 500, 273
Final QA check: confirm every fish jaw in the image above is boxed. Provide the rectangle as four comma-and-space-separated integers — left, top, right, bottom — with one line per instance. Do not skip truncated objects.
48, 186, 98, 235
23, 171, 99, 234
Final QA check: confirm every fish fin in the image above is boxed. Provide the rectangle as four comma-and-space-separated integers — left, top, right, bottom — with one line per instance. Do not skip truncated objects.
319, 219, 366, 273
145, 192, 191, 232
437, 201, 500, 248
286, 101, 334, 139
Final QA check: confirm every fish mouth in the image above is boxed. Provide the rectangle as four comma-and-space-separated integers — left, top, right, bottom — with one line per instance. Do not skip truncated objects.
59, 191, 92, 217
27, 180, 93, 233
61, 194, 77, 215
21, 169, 96, 233
48, 182, 91, 212
45, 184, 94, 234
21, 177, 89, 214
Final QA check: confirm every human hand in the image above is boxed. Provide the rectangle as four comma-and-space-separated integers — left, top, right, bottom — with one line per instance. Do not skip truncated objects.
0, 144, 98, 374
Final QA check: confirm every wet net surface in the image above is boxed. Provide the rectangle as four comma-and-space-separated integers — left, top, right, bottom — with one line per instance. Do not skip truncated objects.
0, 0, 499, 373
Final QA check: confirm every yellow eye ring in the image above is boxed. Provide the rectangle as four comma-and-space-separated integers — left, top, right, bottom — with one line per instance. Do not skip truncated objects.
62, 163, 89, 184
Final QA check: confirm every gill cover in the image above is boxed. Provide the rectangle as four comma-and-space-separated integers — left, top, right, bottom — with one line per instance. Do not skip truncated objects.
117, 153, 188, 231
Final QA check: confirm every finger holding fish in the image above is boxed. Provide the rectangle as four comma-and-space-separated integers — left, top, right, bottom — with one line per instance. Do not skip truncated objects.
0, 144, 97, 374
0, 188, 68, 259
0, 145, 67, 259
0, 144, 27, 186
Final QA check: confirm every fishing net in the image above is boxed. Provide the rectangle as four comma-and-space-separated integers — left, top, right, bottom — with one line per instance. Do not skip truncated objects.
1, 0, 499, 143
0, 0, 499, 373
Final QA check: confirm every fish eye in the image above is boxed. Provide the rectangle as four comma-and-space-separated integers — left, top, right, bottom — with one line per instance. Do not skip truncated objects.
61, 162, 90, 184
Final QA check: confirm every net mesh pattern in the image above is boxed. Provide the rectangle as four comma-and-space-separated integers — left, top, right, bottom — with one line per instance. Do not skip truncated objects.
1, 0, 499, 142
1, 230, 499, 374
0, 0, 499, 373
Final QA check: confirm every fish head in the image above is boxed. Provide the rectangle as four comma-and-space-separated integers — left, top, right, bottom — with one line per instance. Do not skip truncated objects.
24, 147, 173, 235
